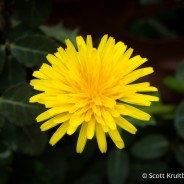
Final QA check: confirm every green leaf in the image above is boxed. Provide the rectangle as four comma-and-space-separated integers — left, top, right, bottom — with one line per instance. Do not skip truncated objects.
10, 35, 58, 67
163, 76, 184, 94
17, 124, 47, 156
127, 18, 176, 40
176, 60, 184, 81
0, 143, 13, 166
131, 134, 169, 159
40, 23, 79, 44
0, 56, 26, 93
175, 144, 184, 168
175, 101, 184, 139
0, 83, 43, 126
141, 101, 175, 115
8, 23, 42, 42
15, 0, 51, 27
0, 116, 5, 130
131, 93, 175, 116
0, 121, 17, 151
0, 45, 5, 73
107, 149, 129, 184
146, 18, 177, 39
130, 161, 168, 183
126, 116, 156, 127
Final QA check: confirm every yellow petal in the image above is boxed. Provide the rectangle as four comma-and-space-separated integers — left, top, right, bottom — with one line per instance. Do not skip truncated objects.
120, 93, 159, 106
65, 39, 79, 68
75, 99, 90, 108
94, 114, 105, 125
54, 113, 71, 123
39, 63, 63, 80
106, 107, 120, 117
76, 123, 88, 153
96, 123, 107, 153
86, 35, 93, 49
76, 36, 86, 51
51, 81, 74, 92
123, 104, 151, 121
57, 94, 70, 103
69, 113, 85, 127
97, 34, 108, 55
65, 39, 77, 53
44, 101, 61, 108
122, 82, 150, 93
57, 47, 68, 62
30, 79, 67, 92
40, 114, 69, 131
72, 105, 89, 115
125, 56, 147, 75
108, 129, 125, 149
101, 96, 116, 108
120, 48, 133, 62
101, 108, 116, 130
101, 124, 109, 132
101, 37, 115, 62
87, 117, 96, 139
49, 106, 68, 115
115, 116, 137, 134
36, 110, 53, 122
92, 105, 101, 116
115, 104, 128, 115
122, 67, 154, 85
33, 71, 48, 79
49, 121, 69, 146
93, 97, 102, 105
54, 52, 62, 60
120, 97, 151, 106
29, 93, 44, 103
113, 41, 127, 61
67, 125, 78, 135
84, 109, 92, 122
142, 86, 158, 92
46, 54, 66, 69
40, 119, 55, 131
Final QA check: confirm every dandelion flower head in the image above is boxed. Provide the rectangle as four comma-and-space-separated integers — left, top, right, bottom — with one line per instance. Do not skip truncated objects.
30, 35, 159, 153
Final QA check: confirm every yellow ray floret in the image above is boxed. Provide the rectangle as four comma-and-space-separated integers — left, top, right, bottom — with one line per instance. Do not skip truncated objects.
29, 35, 159, 153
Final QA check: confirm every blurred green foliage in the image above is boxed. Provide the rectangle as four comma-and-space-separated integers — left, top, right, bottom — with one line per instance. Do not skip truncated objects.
0, 0, 184, 184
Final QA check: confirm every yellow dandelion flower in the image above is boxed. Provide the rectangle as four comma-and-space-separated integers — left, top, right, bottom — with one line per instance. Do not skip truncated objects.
29, 35, 159, 153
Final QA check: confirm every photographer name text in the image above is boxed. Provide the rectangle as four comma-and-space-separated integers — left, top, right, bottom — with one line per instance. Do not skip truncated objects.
142, 173, 184, 179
